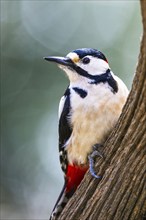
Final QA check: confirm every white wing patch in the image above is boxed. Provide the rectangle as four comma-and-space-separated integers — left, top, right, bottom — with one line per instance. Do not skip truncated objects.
58, 95, 66, 119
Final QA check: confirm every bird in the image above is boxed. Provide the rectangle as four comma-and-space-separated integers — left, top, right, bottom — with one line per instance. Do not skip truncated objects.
44, 48, 129, 219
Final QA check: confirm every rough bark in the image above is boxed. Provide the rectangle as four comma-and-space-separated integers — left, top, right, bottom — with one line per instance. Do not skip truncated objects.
59, 1, 146, 220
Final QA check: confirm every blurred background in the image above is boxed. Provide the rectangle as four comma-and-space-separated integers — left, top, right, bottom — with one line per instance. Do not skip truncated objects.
1, 1, 142, 219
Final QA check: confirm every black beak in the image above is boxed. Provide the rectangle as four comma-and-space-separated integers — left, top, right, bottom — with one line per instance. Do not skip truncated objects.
44, 56, 74, 68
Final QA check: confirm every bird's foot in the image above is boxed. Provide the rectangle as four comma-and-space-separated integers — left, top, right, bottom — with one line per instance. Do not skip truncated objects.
88, 144, 104, 179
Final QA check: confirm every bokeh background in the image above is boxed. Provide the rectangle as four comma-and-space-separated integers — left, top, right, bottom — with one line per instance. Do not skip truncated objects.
1, 1, 142, 219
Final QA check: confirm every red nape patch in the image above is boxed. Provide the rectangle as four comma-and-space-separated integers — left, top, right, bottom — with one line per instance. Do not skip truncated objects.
66, 164, 88, 192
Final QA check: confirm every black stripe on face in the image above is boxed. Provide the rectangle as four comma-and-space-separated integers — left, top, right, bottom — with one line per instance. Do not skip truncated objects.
89, 69, 118, 94
73, 87, 87, 98
106, 72, 118, 93
72, 66, 118, 94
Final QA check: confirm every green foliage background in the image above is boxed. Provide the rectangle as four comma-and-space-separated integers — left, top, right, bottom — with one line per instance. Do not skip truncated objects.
1, 1, 142, 219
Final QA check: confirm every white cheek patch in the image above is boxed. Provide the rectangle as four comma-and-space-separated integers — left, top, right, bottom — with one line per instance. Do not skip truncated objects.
58, 95, 66, 119
93, 58, 109, 72
79, 56, 109, 76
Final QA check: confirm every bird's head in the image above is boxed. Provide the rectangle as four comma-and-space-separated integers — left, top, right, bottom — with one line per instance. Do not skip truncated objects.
44, 48, 110, 83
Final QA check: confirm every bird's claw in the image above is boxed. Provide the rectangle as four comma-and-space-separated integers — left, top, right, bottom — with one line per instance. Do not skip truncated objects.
88, 144, 104, 179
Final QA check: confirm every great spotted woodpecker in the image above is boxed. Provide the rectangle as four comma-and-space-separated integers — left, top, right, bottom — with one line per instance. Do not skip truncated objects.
44, 48, 129, 219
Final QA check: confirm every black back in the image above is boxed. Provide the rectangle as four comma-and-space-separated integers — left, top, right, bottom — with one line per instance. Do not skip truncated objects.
59, 87, 72, 173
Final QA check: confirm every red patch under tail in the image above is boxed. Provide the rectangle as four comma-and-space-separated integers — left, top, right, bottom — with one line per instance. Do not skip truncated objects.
66, 164, 88, 193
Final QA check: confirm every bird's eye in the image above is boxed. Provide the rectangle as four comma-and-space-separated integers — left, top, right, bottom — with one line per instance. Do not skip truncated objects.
82, 57, 90, 64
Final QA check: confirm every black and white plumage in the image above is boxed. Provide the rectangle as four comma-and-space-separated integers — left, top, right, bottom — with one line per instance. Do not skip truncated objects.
44, 48, 129, 219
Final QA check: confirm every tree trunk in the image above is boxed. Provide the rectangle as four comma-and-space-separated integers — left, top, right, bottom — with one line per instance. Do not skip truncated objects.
59, 1, 146, 220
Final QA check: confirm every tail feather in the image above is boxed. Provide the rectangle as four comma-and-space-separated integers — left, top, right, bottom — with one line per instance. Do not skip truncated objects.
49, 183, 75, 220
50, 165, 88, 219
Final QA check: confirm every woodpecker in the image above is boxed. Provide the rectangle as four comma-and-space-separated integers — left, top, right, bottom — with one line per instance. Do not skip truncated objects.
44, 48, 129, 219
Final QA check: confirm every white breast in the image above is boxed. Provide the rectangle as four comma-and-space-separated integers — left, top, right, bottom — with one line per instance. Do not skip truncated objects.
66, 78, 129, 165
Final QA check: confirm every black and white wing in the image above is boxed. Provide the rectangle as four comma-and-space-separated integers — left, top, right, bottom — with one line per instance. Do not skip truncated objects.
58, 87, 72, 174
